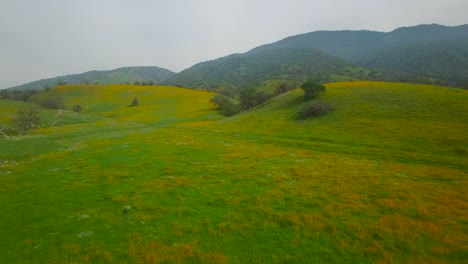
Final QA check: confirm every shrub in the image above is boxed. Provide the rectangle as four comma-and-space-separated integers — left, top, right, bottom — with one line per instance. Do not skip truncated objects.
130, 97, 139, 106
36, 96, 65, 109
72, 104, 83, 113
122, 205, 132, 214
299, 101, 333, 118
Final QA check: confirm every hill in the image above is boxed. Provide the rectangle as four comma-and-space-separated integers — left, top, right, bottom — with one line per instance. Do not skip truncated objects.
6, 66, 176, 91
280, 24, 468, 86
165, 44, 381, 92
0, 99, 101, 137
217, 81, 467, 165
165, 24, 468, 90
29, 84, 220, 126
0, 82, 466, 263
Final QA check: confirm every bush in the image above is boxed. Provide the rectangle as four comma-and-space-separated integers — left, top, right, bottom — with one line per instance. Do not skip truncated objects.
299, 101, 333, 118
36, 96, 65, 109
72, 105, 83, 113
130, 97, 139, 106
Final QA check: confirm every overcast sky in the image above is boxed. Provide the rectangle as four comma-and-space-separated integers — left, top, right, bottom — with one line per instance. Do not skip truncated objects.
1, 0, 467, 89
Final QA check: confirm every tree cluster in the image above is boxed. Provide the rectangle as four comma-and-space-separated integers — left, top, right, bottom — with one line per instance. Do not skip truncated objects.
33, 95, 65, 109
211, 82, 296, 116
133, 81, 155, 86
210, 95, 239, 116
0, 89, 39, 102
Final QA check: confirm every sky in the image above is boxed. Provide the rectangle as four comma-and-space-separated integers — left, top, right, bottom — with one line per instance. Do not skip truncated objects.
0, 0, 467, 89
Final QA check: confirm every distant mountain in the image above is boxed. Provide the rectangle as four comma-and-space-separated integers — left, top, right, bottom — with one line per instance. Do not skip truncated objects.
275, 24, 468, 86
164, 43, 381, 91
7, 66, 176, 91
165, 24, 468, 90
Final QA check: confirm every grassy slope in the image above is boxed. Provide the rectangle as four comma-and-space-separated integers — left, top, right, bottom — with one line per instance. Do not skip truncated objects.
217, 82, 467, 168
0, 99, 100, 136
51, 84, 220, 126
0, 82, 466, 263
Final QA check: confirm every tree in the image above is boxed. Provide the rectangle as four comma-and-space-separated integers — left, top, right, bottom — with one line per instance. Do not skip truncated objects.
239, 88, 272, 110
15, 104, 41, 135
134, 81, 141, 85
210, 95, 239, 116
131, 97, 139, 106
300, 81, 326, 100
72, 104, 83, 113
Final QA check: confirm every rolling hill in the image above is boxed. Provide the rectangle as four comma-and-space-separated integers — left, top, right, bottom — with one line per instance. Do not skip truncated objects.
0, 82, 466, 263
165, 24, 468, 90
6, 66, 176, 91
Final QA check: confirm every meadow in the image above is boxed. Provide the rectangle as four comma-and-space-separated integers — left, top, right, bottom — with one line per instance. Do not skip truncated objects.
0, 82, 466, 263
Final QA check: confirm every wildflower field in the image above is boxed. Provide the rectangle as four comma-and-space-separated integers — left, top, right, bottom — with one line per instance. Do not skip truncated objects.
0, 82, 466, 263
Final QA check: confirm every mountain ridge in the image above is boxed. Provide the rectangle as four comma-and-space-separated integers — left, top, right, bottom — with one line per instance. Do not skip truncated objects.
6, 66, 176, 91
6, 24, 468, 91
165, 23, 468, 89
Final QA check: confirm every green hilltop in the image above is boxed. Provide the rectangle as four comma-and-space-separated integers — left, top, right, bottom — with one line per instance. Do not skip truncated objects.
6, 66, 176, 91
0, 82, 466, 263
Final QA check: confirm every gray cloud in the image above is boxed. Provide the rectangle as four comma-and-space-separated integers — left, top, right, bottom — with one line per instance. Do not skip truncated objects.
1, 0, 467, 88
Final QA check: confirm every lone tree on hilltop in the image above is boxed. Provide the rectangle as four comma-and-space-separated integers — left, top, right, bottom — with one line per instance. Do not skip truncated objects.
15, 104, 41, 135
301, 81, 326, 100
130, 97, 139, 107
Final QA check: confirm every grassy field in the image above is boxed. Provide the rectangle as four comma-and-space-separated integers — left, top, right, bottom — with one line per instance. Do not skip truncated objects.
0, 82, 466, 263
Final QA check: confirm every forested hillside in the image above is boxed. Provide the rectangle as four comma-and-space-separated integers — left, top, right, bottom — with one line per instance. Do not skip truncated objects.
165, 24, 468, 89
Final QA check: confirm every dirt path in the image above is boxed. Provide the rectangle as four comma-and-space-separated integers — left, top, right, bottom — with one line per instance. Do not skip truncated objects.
51, 110, 65, 126
54, 110, 64, 117
0, 129, 9, 138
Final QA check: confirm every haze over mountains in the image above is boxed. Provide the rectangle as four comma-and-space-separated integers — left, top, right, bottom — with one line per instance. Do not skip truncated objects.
6, 24, 468, 91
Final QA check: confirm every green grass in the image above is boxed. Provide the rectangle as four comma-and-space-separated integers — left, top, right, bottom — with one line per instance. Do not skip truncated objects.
0, 82, 466, 263
0, 99, 100, 137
